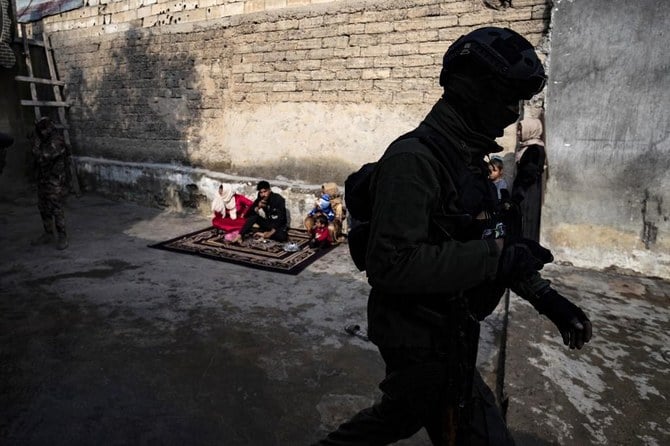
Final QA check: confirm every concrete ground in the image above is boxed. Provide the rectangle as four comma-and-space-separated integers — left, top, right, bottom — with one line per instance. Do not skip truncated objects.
1, 190, 668, 446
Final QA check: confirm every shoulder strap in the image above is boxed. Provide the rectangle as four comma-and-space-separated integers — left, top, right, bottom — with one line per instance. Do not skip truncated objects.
387, 125, 470, 205
386, 125, 467, 184
388, 125, 498, 230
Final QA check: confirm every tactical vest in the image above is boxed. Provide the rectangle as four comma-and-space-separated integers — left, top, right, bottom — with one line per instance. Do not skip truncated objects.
346, 123, 505, 320
401, 125, 507, 320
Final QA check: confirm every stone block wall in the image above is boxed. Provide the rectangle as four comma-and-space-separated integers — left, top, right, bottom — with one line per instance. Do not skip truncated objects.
27, 0, 550, 226
1, 0, 16, 68
40, 0, 549, 179
12, 2, 665, 281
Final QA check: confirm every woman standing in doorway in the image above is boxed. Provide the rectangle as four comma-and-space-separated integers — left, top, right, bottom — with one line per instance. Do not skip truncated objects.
512, 117, 546, 242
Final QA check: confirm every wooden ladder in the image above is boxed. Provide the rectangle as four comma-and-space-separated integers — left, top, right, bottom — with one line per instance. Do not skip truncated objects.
14, 23, 81, 195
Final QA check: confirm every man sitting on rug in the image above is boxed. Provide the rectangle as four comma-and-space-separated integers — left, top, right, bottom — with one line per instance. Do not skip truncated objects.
233, 180, 289, 243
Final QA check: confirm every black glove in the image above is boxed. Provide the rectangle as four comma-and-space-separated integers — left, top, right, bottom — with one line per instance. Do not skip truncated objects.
521, 239, 554, 265
497, 238, 554, 286
499, 200, 522, 239
534, 288, 593, 349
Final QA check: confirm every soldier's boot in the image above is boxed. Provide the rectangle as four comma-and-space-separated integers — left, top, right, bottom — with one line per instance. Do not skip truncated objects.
31, 232, 54, 245
56, 232, 68, 250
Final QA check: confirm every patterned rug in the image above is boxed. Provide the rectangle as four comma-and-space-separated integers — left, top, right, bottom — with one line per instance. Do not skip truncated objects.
149, 227, 338, 275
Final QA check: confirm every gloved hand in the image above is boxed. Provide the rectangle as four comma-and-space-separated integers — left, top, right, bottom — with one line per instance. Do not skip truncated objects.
497, 238, 554, 286
535, 288, 593, 349
500, 199, 522, 236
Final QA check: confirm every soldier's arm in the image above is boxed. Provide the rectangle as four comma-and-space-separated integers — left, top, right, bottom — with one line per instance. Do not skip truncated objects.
511, 272, 593, 350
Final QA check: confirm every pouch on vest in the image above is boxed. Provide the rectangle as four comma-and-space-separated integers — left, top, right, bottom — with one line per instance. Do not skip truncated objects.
347, 221, 370, 271
344, 162, 376, 223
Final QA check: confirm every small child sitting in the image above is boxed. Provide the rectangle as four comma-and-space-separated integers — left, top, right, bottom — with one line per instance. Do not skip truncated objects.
308, 214, 333, 249
308, 193, 336, 222
305, 182, 347, 242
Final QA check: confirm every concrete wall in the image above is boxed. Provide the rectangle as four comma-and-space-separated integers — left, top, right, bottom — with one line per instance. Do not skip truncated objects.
543, 0, 670, 278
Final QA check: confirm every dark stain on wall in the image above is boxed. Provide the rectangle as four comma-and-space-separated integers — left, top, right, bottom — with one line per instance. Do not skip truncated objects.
234, 155, 360, 186
180, 183, 207, 209
641, 189, 662, 249
61, 27, 205, 165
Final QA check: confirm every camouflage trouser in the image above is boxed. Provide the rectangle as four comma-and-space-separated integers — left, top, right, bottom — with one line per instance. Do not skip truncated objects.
37, 185, 66, 235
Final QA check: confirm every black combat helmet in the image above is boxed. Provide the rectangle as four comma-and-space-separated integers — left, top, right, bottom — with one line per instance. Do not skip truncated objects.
440, 27, 546, 99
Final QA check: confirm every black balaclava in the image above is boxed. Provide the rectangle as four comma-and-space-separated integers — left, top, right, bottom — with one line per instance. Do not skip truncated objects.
443, 58, 524, 139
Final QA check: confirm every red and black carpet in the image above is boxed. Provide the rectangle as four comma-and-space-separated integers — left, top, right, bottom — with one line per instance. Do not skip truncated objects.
149, 227, 338, 275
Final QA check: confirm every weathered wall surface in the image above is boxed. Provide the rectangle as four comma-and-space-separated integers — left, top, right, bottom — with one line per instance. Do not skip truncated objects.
543, 0, 670, 278
38, 0, 548, 182
19, 0, 550, 227
18, 0, 666, 278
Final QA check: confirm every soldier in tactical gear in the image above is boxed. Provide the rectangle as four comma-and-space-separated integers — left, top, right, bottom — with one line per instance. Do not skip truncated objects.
31, 117, 69, 250
313, 27, 592, 446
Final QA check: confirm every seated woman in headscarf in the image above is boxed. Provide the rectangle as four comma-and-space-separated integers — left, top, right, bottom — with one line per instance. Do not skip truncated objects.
211, 183, 253, 233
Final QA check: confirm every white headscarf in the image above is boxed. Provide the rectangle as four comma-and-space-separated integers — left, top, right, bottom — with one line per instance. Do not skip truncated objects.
516, 118, 545, 162
212, 184, 237, 216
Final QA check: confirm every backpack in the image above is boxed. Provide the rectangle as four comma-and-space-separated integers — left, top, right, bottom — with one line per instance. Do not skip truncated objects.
344, 162, 376, 271
344, 162, 376, 223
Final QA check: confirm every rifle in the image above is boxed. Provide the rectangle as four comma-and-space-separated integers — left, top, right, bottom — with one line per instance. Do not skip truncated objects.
412, 298, 480, 445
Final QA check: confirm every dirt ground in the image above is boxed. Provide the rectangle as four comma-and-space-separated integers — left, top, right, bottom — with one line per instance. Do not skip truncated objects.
1, 190, 668, 445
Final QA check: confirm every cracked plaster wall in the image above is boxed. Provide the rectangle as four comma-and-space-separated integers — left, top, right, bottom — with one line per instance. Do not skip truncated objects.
543, 0, 670, 278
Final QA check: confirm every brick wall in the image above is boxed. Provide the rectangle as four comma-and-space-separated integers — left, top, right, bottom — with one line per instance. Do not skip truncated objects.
43, 0, 342, 33
38, 0, 550, 186
0, 0, 16, 68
